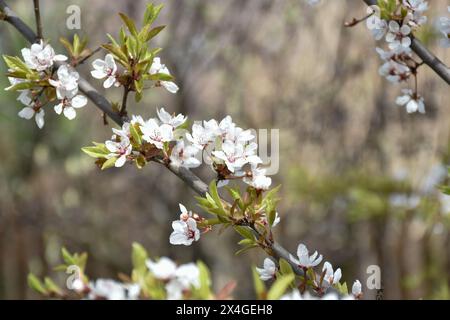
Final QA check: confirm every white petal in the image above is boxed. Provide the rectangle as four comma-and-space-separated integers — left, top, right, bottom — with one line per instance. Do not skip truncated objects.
63, 107, 77, 120
115, 154, 127, 167
35, 109, 45, 129
18, 107, 35, 119
91, 70, 106, 79
103, 76, 116, 89
72, 95, 88, 108
54, 103, 63, 115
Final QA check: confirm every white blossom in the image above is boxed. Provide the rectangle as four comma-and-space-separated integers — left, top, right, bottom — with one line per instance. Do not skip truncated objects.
322, 261, 342, 286
146, 257, 177, 280
21, 40, 67, 71
386, 21, 412, 51
169, 218, 200, 246
255, 258, 276, 281
366, 6, 387, 40
289, 243, 323, 269
378, 60, 410, 83
186, 120, 219, 150
140, 118, 173, 149
49, 65, 79, 96
18, 106, 45, 129
91, 54, 118, 88
280, 289, 302, 300
54, 87, 87, 120
243, 165, 272, 190
157, 107, 186, 128
88, 279, 139, 300
352, 280, 363, 299
396, 89, 425, 114
150, 57, 179, 93
170, 140, 201, 169
105, 137, 132, 167
174, 263, 200, 289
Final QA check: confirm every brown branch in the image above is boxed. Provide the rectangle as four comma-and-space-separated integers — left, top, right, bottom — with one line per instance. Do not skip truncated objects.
362, 0, 450, 85
0, 0, 305, 278
32, 0, 42, 39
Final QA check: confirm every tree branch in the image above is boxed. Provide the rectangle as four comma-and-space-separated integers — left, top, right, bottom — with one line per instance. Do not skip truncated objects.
0, 0, 305, 278
32, 0, 42, 39
362, 0, 450, 85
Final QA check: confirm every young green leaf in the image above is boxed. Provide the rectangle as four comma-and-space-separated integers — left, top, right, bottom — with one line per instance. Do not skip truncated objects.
267, 274, 295, 300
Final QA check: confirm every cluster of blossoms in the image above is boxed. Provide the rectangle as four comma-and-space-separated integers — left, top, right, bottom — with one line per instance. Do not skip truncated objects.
91, 54, 179, 94
365, 1, 430, 114
146, 257, 200, 300
6, 41, 87, 128
95, 106, 271, 190
70, 256, 201, 300
256, 243, 362, 299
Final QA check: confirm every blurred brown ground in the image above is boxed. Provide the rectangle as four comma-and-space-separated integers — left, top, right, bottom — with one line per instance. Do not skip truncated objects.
0, 0, 449, 299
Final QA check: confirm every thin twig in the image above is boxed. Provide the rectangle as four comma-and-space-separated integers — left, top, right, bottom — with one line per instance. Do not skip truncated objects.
33, 0, 43, 40
74, 46, 103, 66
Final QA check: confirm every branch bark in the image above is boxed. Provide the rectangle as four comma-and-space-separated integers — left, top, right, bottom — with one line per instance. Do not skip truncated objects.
0, 0, 305, 278
362, 0, 450, 85
32, 0, 42, 39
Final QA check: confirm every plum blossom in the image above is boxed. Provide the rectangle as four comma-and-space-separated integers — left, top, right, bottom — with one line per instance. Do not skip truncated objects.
289, 243, 323, 269
186, 120, 219, 150
140, 118, 173, 149
244, 165, 272, 190
396, 89, 425, 114
105, 137, 132, 167
91, 54, 118, 88
88, 279, 140, 300
54, 87, 87, 120
150, 57, 179, 94
378, 60, 411, 83
49, 65, 79, 96
322, 262, 342, 286
21, 40, 67, 71
366, 6, 387, 40
6, 76, 32, 106
157, 107, 186, 128
403, 0, 428, 27
386, 21, 412, 51
280, 289, 302, 300
146, 257, 177, 280
170, 205, 200, 246
174, 263, 200, 289
352, 280, 363, 299
256, 258, 277, 281
170, 140, 201, 169
18, 106, 45, 129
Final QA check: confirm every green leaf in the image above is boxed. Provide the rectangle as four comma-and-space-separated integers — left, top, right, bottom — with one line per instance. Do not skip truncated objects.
196, 261, 212, 299
279, 259, 293, 276
234, 226, 255, 241
44, 277, 63, 295
81, 144, 110, 159
252, 267, 266, 299
208, 180, 226, 215
145, 25, 165, 42
61, 247, 76, 265
28, 274, 47, 295
3, 55, 30, 72
119, 13, 138, 37
132, 242, 148, 273
144, 3, 163, 26
59, 37, 74, 56
147, 72, 174, 82
267, 274, 295, 300
101, 157, 117, 170
130, 124, 142, 145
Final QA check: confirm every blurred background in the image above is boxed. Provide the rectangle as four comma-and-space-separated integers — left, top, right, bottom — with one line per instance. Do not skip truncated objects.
0, 0, 449, 299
